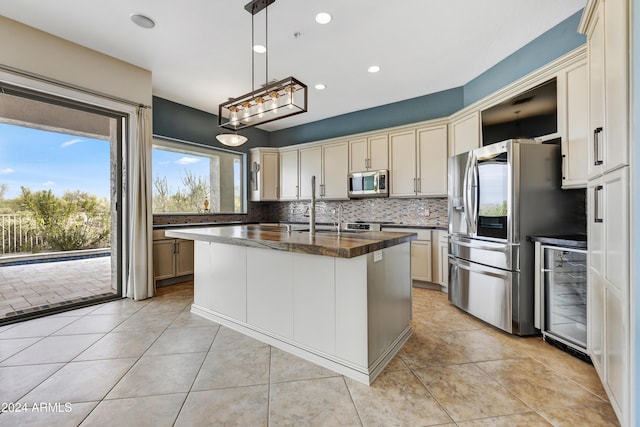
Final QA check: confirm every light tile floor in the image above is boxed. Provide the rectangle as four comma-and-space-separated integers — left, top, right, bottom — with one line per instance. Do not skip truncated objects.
0, 282, 620, 426
0, 257, 114, 319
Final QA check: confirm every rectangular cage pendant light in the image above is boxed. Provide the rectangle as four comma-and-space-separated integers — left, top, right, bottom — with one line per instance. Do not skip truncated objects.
218, 76, 307, 131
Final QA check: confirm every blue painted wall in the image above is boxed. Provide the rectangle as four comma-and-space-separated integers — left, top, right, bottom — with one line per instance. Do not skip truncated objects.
152, 97, 269, 153
269, 87, 463, 147
463, 10, 586, 106
152, 10, 586, 149
269, 10, 586, 146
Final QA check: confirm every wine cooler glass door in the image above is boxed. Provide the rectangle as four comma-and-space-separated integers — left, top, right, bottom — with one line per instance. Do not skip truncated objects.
543, 246, 587, 350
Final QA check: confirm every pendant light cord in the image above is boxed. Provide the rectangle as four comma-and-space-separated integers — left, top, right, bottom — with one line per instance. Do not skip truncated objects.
251, 12, 255, 92
265, 4, 269, 86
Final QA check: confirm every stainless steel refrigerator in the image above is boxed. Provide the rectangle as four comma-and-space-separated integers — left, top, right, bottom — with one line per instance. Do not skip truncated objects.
447, 139, 584, 335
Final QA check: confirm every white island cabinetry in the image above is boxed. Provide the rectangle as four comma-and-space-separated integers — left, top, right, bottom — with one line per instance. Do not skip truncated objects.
167, 225, 414, 384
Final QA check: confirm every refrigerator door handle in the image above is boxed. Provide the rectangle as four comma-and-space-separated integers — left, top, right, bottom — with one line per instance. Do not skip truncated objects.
458, 262, 509, 280
534, 241, 541, 330
463, 153, 477, 235
470, 159, 479, 234
451, 237, 509, 253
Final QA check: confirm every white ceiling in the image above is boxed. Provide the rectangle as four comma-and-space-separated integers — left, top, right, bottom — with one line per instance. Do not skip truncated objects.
0, 0, 586, 131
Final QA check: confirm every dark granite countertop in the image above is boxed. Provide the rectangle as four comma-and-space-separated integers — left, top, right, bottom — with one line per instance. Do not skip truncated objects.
165, 224, 416, 258
528, 234, 587, 250
153, 221, 252, 229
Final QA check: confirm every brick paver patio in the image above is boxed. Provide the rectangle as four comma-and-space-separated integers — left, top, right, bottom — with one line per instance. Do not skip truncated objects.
0, 256, 115, 319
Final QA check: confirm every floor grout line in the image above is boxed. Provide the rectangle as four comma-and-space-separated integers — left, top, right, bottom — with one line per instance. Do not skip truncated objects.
0, 283, 621, 426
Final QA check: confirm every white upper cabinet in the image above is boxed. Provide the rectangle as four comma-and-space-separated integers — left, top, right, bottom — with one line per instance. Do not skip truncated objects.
416, 124, 448, 196
299, 146, 322, 200
349, 134, 388, 172
249, 148, 279, 201
389, 123, 448, 197
584, 0, 629, 178
279, 149, 300, 200
349, 138, 368, 171
449, 111, 481, 156
389, 130, 417, 197
558, 60, 589, 189
321, 142, 348, 199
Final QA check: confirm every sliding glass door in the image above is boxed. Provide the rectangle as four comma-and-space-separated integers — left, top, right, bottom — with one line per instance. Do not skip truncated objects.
0, 84, 125, 323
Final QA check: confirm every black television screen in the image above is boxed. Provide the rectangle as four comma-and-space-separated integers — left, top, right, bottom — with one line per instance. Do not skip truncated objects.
481, 79, 557, 146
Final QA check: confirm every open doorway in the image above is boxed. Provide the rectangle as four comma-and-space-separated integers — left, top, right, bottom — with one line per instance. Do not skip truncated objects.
0, 85, 124, 323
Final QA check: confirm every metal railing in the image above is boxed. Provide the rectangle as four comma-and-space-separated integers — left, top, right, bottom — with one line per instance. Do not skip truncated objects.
1, 214, 42, 255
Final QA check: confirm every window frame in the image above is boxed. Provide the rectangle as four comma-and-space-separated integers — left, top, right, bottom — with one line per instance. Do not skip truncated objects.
151, 135, 247, 215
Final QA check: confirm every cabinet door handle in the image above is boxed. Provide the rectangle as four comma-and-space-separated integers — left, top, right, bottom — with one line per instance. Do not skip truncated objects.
417, 177, 421, 193
296, 185, 299, 199
594, 185, 603, 223
593, 127, 603, 166
320, 184, 325, 197
413, 178, 417, 192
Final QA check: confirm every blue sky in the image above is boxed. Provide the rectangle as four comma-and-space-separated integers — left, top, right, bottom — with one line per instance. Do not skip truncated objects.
151, 149, 210, 196
0, 123, 110, 199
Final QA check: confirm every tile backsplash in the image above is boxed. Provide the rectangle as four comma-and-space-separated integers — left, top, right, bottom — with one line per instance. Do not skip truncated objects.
274, 197, 448, 227
153, 197, 448, 227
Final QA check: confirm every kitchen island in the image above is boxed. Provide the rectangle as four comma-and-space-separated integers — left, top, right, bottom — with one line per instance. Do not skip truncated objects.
165, 224, 415, 384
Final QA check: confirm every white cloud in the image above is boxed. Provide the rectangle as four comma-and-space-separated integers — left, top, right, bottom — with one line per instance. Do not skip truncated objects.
175, 157, 200, 165
0, 168, 14, 175
43, 181, 56, 187
61, 138, 84, 148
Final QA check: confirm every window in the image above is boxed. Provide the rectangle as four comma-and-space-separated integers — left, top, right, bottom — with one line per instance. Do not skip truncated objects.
152, 137, 246, 214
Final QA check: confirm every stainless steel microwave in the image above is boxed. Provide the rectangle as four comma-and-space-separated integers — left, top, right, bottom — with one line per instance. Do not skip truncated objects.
347, 170, 389, 198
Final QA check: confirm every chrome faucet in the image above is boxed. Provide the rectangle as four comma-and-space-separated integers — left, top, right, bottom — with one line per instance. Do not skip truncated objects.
333, 204, 343, 235
309, 175, 316, 235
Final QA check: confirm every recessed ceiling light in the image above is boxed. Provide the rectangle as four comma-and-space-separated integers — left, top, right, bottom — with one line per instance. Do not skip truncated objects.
368, 65, 380, 73
253, 45, 267, 53
315, 83, 327, 90
130, 13, 156, 29
315, 12, 332, 24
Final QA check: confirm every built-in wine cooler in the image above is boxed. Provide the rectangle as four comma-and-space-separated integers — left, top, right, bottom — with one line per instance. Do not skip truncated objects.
532, 237, 589, 361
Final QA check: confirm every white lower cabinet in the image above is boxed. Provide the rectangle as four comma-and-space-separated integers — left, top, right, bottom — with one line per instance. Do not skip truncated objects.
153, 231, 194, 283
384, 228, 439, 286
189, 239, 412, 384
587, 166, 629, 422
246, 248, 293, 339
411, 241, 432, 282
437, 231, 449, 290
293, 253, 336, 354
153, 239, 176, 281
194, 241, 246, 321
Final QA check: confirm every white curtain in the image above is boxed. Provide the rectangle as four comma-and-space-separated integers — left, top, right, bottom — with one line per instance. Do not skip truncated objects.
126, 106, 154, 300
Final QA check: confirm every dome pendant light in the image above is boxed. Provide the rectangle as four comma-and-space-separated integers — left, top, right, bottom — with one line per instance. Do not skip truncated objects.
215, 133, 248, 147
